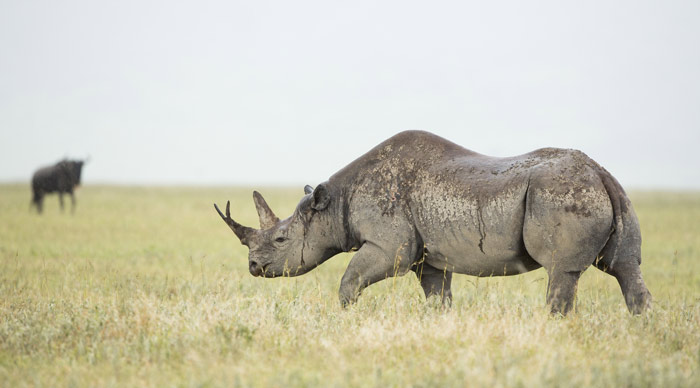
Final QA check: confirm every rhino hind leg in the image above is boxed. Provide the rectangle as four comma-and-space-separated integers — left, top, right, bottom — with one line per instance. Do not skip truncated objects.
523, 221, 608, 315
594, 209, 652, 314
608, 260, 652, 314
595, 255, 652, 314
413, 260, 453, 306
523, 185, 613, 315
546, 268, 582, 315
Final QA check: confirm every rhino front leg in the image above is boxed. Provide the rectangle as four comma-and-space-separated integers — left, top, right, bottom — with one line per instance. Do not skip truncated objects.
338, 243, 402, 307
413, 260, 452, 306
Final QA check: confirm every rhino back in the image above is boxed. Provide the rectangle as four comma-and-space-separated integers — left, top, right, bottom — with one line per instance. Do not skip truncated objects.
328, 131, 534, 274
329, 131, 615, 276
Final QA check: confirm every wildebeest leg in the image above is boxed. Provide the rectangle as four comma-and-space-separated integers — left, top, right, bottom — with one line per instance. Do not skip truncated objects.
70, 192, 76, 213
338, 243, 403, 307
59, 193, 65, 212
413, 260, 452, 306
35, 194, 44, 214
546, 268, 582, 315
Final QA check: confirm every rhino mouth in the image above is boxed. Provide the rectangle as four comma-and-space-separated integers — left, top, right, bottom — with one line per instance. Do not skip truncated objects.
249, 261, 270, 277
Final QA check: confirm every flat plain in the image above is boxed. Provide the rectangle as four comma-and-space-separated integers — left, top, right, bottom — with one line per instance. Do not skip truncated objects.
1, 184, 698, 387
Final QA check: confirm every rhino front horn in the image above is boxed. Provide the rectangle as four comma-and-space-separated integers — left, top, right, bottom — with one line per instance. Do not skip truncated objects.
214, 200, 256, 244
253, 191, 279, 230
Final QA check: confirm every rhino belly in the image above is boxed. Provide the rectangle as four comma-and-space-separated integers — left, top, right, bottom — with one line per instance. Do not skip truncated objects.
424, 248, 539, 276
422, 226, 540, 276
414, 178, 539, 276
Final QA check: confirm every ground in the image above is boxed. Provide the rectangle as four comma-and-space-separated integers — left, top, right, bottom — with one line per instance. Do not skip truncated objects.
0, 184, 698, 387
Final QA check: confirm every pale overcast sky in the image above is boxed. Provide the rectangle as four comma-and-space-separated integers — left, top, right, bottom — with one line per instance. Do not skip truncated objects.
1, 1, 698, 189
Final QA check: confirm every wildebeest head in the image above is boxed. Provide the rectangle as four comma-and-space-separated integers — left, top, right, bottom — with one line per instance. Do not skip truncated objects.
215, 185, 337, 277
58, 159, 85, 186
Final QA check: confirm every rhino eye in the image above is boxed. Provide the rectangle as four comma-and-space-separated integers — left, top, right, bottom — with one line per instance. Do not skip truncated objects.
275, 237, 287, 243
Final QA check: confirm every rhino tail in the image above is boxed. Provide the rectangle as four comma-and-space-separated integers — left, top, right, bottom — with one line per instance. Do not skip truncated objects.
596, 166, 629, 271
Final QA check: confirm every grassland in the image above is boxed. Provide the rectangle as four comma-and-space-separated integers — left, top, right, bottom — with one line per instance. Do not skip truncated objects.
1, 184, 698, 387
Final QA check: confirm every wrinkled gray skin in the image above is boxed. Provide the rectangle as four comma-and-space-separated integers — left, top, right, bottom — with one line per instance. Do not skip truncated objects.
215, 131, 652, 315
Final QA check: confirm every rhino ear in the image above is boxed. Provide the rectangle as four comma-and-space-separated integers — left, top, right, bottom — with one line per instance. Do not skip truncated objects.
253, 191, 280, 229
311, 183, 331, 211
304, 185, 314, 195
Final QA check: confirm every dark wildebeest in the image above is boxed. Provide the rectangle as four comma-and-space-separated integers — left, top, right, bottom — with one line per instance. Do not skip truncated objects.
214, 131, 651, 315
31, 159, 85, 214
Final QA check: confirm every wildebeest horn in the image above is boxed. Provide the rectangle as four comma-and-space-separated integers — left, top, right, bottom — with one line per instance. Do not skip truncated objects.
214, 201, 256, 243
253, 191, 279, 229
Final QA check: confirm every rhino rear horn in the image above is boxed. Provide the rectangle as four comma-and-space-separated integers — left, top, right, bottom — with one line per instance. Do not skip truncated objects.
253, 191, 280, 229
214, 201, 256, 244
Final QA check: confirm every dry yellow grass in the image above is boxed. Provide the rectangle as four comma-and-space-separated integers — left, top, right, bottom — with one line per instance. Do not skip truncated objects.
1, 185, 698, 387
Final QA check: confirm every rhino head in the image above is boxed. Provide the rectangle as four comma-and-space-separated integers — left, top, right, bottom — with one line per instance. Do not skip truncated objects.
214, 184, 341, 277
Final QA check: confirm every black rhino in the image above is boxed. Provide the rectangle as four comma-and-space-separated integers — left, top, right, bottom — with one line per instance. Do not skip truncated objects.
215, 131, 651, 315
